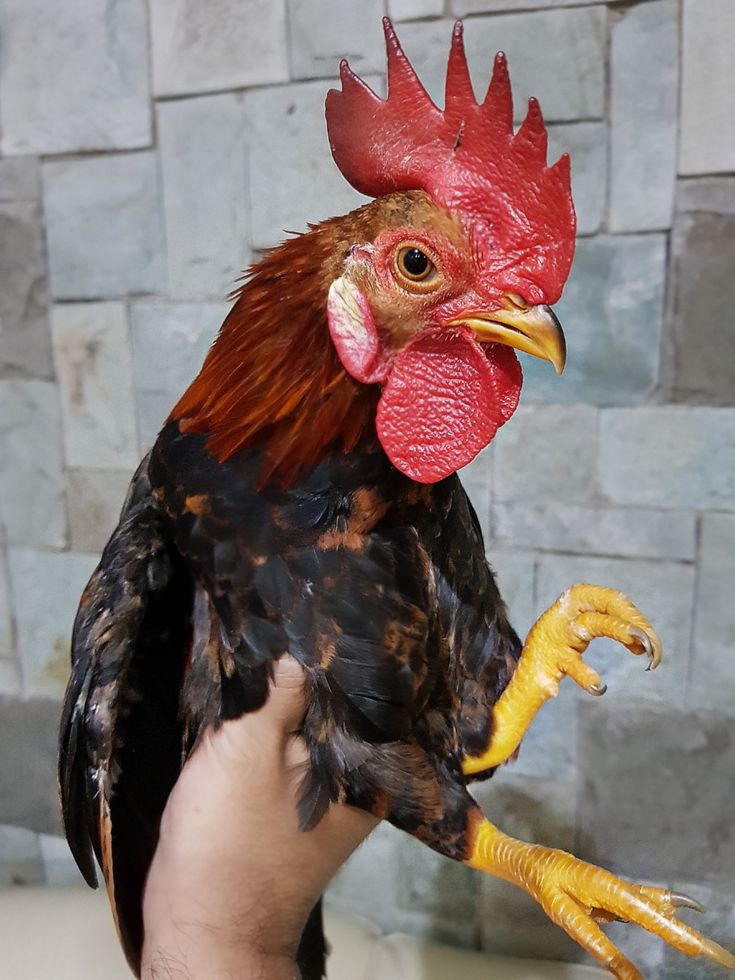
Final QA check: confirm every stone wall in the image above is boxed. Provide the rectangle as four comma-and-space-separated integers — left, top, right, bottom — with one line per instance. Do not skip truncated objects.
0, 1, 733, 975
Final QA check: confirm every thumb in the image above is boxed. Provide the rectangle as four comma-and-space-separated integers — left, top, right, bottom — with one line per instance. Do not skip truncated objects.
266, 655, 309, 733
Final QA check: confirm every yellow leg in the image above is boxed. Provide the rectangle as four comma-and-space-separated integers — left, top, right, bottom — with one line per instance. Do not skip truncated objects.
467, 818, 735, 979
463, 584, 662, 776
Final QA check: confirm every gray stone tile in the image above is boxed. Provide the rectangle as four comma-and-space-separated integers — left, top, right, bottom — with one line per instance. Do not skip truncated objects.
577, 703, 735, 886
0, 381, 67, 550
492, 406, 599, 506
680, 0, 735, 175
43, 152, 166, 300
288, 0, 386, 80
689, 514, 735, 717
609, 0, 678, 232
130, 301, 227, 448
459, 447, 492, 543
158, 94, 250, 301
397, 832, 478, 929
396, 8, 606, 122
506, 678, 579, 782
0, 825, 44, 887
549, 122, 606, 237
677, 175, 735, 215
52, 303, 139, 471
599, 408, 735, 511
487, 548, 536, 641
522, 235, 667, 406
39, 834, 85, 887
474, 771, 580, 960
66, 469, 135, 554
8, 549, 97, 700
0, 201, 53, 379
246, 79, 369, 249
0, 696, 64, 835
454, 0, 592, 11
389, 0, 444, 19
491, 503, 697, 562
0, 158, 40, 202
0, 553, 13, 660
0, 660, 22, 698
536, 554, 695, 706
150, 0, 289, 97
0, 0, 151, 155
668, 205, 735, 404
328, 820, 404, 928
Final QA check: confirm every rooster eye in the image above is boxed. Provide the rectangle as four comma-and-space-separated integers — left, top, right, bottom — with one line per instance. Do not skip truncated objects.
395, 245, 436, 285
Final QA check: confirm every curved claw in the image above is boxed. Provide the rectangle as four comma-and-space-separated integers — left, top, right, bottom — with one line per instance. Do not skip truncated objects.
629, 625, 662, 671
670, 892, 705, 914
586, 682, 608, 697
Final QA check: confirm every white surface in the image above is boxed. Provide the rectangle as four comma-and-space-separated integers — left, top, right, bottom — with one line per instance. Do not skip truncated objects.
0, 887, 607, 979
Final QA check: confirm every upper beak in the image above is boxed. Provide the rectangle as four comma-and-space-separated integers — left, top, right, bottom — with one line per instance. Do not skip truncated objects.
450, 294, 567, 375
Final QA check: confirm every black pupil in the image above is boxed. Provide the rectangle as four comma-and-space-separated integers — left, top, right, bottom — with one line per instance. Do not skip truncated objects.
403, 248, 429, 277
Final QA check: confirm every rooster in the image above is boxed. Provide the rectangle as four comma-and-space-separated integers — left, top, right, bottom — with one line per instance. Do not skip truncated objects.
59, 19, 733, 980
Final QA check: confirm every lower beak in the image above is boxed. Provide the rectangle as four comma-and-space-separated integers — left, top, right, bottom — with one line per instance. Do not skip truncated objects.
451, 298, 567, 375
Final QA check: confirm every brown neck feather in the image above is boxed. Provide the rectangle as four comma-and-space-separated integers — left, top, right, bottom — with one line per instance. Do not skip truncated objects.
170, 214, 380, 487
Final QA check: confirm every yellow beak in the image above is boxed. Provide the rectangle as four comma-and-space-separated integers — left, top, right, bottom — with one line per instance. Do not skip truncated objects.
450, 294, 567, 375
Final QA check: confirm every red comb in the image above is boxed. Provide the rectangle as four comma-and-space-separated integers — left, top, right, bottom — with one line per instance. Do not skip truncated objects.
326, 18, 576, 304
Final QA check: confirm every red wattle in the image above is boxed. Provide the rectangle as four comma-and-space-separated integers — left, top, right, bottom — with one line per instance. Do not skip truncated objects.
376, 331, 522, 483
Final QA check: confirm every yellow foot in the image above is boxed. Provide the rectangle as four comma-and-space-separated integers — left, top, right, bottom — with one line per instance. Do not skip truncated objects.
468, 819, 735, 979
463, 584, 662, 775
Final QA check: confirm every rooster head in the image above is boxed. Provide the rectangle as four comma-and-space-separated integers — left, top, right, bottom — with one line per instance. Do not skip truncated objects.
325, 18, 576, 483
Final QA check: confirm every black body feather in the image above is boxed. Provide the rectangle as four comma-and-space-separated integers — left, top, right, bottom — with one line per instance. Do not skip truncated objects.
59, 421, 521, 978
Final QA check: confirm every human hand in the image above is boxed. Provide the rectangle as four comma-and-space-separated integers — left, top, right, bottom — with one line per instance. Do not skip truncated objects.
141, 657, 379, 979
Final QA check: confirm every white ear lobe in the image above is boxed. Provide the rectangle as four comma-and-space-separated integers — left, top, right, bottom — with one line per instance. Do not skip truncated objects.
326, 276, 390, 384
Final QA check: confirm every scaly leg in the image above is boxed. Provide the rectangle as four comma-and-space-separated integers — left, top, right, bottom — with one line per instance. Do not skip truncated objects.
467, 815, 735, 979
463, 583, 662, 776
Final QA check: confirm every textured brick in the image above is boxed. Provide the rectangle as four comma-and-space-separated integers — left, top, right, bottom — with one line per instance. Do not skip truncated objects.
43, 152, 166, 300
491, 503, 696, 562
388, 0, 444, 19
0, 157, 40, 202
578, 704, 735, 884
599, 408, 735, 511
0, 555, 13, 661
327, 821, 405, 930
0, 381, 67, 550
288, 0, 386, 80
130, 301, 226, 447
459, 447, 492, 543
246, 80, 369, 249
680, 0, 735, 175
397, 833, 478, 935
158, 94, 250, 301
609, 0, 678, 232
668, 189, 735, 404
0, 825, 44, 887
66, 469, 135, 554
52, 304, 139, 471
493, 406, 599, 506
689, 514, 735, 717
0, 660, 22, 698
8, 549, 97, 700
474, 770, 580, 960
487, 548, 536, 641
0, 0, 151, 155
150, 0, 289, 97
0, 201, 52, 379
0, 695, 63, 835
536, 554, 694, 706
523, 235, 667, 405
549, 122, 606, 236
39, 834, 84, 887
454, 0, 591, 11
396, 8, 606, 122
508, 680, 578, 782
